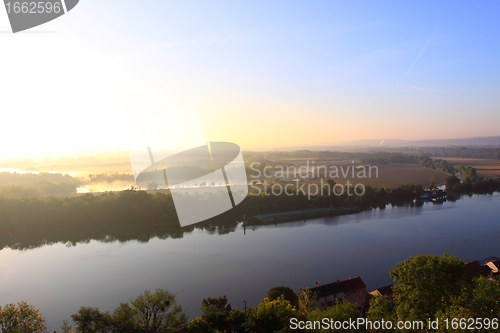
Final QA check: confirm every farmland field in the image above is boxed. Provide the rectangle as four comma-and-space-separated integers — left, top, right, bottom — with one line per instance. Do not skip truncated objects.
258, 160, 449, 189
432, 157, 500, 179
324, 163, 449, 188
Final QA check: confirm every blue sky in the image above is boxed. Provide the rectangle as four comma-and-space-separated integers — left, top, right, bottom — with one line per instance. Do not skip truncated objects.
0, 0, 499, 155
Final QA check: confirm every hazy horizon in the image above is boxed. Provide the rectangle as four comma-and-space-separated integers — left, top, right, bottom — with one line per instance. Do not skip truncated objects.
0, 134, 499, 161
1, 0, 500, 159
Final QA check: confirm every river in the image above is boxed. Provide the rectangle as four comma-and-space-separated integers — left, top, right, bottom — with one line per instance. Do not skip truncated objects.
1, 193, 499, 331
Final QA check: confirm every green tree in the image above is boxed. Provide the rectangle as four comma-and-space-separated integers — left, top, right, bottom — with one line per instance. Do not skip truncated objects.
435, 276, 500, 333
324, 179, 336, 196
306, 300, 365, 333
429, 177, 436, 189
367, 296, 395, 333
298, 287, 318, 314
187, 318, 212, 333
435, 305, 473, 333
68, 289, 186, 333
0, 302, 47, 333
469, 276, 500, 319
126, 289, 186, 333
60, 320, 75, 333
246, 296, 303, 333
390, 253, 474, 325
71, 307, 112, 333
110, 303, 136, 333
445, 175, 461, 191
267, 287, 298, 307
228, 309, 246, 333
200, 295, 232, 332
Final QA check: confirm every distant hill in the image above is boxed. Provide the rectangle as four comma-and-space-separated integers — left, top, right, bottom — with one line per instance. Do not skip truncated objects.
272, 136, 500, 151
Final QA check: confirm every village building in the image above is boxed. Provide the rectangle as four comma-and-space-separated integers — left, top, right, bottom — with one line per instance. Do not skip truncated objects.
300, 276, 367, 310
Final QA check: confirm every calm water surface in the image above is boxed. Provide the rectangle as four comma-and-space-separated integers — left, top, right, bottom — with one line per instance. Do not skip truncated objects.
1, 193, 500, 331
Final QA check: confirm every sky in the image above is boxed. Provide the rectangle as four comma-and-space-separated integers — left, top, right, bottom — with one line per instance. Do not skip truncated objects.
0, 0, 499, 158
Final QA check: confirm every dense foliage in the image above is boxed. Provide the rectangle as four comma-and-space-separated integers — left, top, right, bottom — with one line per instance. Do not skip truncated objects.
0, 302, 47, 333
0, 172, 81, 188
245, 297, 302, 333
0, 184, 426, 237
369, 254, 500, 333
390, 254, 475, 323
0, 171, 81, 197
267, 287, 299, 307
1, 174, 500, 251
415, 147, 500, 160
62, 289, 186, 333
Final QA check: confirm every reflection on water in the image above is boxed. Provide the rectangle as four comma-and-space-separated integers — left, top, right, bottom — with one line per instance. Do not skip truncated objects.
1, 193, 499, 331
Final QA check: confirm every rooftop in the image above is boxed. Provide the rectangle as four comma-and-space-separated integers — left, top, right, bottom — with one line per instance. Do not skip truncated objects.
310, 276, 366, 297
465, 261, 483, 273
371, 284, 393, 297
339, 277, 366, 292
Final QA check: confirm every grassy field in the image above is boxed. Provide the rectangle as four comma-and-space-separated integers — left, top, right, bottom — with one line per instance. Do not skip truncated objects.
307, 163, 448, 188
336, 163, 449, 188
246, 163, 448, 195
432, 157, 500, 179
256, 160, 448, 188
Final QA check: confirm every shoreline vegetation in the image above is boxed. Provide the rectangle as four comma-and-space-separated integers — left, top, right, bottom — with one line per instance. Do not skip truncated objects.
0, 174, 499, 251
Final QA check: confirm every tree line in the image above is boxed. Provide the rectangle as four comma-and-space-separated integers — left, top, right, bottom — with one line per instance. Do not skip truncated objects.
1, 174, 500, 250
0, 172, 81, 197
0, 183, 433, 233
413, 147, 500, 160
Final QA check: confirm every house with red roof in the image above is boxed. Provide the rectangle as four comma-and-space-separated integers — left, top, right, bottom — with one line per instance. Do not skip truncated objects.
465, 261, 491, 277
369, 284, 394, 299
300, 276, 367, 310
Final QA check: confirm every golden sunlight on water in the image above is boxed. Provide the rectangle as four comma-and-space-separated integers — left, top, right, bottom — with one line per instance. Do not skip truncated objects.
0, 168, 77, 177
76, 181, 137, 193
